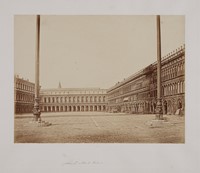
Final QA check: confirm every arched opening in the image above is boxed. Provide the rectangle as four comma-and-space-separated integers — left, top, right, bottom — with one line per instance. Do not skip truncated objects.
167, 100, 172, 115
177, 99, 182, 109
52, 106, 55, 112
81, 106, 84, 111
94, 106, 97, 111
163, 100, 167, 114
44, 106, 47, 112
56, 106, 59, 112
176, 99, 184, 115
86, 106, 88, 111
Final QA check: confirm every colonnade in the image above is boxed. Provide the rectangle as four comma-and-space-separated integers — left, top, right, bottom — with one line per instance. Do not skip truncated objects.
41, 104, 107, 112
162, 81, 185, 96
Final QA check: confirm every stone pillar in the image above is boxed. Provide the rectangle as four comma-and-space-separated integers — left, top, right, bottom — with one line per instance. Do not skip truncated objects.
156, 15, 163, 119
33, 15, 41, 121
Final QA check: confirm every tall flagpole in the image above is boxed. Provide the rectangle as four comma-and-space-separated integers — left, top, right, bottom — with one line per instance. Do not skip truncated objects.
156, 15, 163, 119
33, 15, 41, 121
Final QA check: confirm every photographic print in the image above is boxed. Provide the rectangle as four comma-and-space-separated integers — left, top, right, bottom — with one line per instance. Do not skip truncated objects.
14, 15, 185, 143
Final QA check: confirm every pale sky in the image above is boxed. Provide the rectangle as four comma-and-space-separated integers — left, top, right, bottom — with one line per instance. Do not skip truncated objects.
14, 15, 184, 89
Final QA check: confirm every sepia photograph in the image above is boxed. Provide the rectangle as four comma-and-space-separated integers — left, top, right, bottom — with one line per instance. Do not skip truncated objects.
1, 0, 200, 173
14, 15, 185, 143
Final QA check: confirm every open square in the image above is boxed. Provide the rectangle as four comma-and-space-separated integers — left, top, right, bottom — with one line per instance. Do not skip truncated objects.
15, 112, 184, 143
14, 15, 185, 143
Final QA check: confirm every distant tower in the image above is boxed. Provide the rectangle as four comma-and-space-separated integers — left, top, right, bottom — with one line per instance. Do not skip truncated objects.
58, 81, 62, 88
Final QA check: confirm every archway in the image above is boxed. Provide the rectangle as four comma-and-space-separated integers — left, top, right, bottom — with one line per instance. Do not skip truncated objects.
77, 106, 80, 111
81, 106, 84, 111
90, 106, 93, 111
175, 99, 183, 115
94, 106, 97, 111
56, 106, 59, 112
48, 106, 51, 112
177, 99, 182, 109
86, 106, 89, 111
163, 100, 167, 114
167, 100, 172, 115
69, 106, 72, 112
73, 106, 76, 111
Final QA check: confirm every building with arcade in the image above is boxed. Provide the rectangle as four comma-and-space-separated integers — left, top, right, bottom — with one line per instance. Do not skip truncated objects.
107, 45, 185, 115
14, 45, 185, 115
39, 86, 107, 112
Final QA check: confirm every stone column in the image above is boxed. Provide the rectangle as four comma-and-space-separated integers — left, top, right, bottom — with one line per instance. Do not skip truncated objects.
33, 15, 41, 121
156, 15, 163, 119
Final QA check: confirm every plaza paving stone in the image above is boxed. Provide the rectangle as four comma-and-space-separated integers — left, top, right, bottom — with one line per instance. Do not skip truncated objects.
14, 112, 184, 143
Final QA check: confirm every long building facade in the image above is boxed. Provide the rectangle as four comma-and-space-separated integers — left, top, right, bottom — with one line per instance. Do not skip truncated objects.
14, 75, 35, 113
107, 45, 185, 115
15, 45, 185, 115
39, 87, 107, 112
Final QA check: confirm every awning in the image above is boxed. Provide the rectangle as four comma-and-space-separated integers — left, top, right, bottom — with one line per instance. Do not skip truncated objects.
123, 97, 129, 102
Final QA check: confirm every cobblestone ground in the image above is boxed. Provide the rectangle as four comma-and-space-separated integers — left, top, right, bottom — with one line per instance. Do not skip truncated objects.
14, 112, 184, 143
